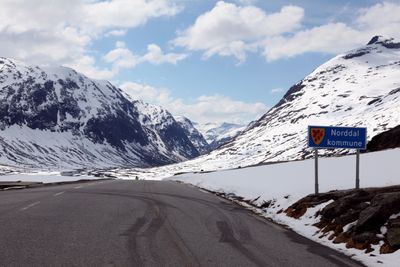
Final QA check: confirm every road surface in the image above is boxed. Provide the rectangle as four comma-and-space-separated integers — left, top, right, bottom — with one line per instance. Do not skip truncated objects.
0, 180, 364, 266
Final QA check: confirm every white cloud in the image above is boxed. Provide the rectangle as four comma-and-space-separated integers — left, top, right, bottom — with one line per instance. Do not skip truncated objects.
105, 29, 128, 37
263, 23, 365, 61
172, 1, 400, 62
355, 2, 400, 39
270, 88, 285, 94
356, 2, 400, 28
104, 42, 141, 71
2, 0, 400, 78
104, 42, 188, 72
0, 0, 182, 79
120, 82, 268, 124
173, 1, 304, 63
142, 44, 188, 65
66, 56, 115, 80
263, 2, 400, 61
81, 0, 182, 35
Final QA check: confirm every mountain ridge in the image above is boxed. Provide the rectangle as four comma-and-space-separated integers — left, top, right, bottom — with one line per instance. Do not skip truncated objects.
0, 57, 200, 169
175, 116, 210, 155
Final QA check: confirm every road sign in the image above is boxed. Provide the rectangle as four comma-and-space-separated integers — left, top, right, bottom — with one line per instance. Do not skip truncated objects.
308, 125, 367, 194
308, 126, 367, 150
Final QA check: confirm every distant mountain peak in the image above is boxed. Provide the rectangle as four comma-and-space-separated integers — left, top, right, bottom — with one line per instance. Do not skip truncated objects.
367, 35, 383, 45
342, 36, 400, 60
193, 121, 245, 150
367, 35, 400, 49
175, 116, 210, 154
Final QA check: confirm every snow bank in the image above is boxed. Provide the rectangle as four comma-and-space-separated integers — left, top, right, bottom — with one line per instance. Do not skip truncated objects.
0, 173, 104, 183
168, 148, 399, 200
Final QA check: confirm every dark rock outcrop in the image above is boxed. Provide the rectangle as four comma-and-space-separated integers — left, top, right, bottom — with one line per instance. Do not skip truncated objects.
367, 125, 400, 152
367, 35, 400, 49
387, 218, 400, 247
285, 185, 400, 253
355, 192, 400, 233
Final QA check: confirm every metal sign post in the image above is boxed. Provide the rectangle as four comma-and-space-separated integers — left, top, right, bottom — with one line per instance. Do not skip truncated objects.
314, 149, 319, 194
308, 125, 367, 193
356, 149, 360, 189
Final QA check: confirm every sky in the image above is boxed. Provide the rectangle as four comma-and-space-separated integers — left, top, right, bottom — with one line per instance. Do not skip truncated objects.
1, 0, 400, 124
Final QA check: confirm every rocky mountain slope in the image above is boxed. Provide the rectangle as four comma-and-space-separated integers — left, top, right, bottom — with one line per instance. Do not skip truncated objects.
202, 36, 400, 168
175, 116, 210, 154
133, 102, 199, 160
0, 58, 199, 169
135, 36, 400, 175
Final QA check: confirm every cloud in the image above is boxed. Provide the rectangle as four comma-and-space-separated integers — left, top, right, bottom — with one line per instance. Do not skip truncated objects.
356, 2, 400, 28
105, 29, 128, 37
270, 88, 285, 94
263, 2, 400, 61
263, 23, 364, 61
0, 0, 182, 79
103, 42, 141, 71
67, 56, 115, 80
81, 0, 182, 35
104, 42, 188, 72
172, 1, 400, 62
355, 2, 400, 39
173, 1, 304, 63
142, 44, 188, 65
120, 82, 268, 124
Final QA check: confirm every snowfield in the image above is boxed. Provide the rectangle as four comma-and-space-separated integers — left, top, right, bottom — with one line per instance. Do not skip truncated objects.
165, 148, 400, 267
0, 173, 106, 183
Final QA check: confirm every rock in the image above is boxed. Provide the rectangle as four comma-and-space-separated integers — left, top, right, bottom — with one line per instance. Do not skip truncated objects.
346, 238, 370, 250
333, 232, 351, 244
380, 243, 398, 254
352, 232, 379, 244
285, 206, 307, 219
333, 203, 368, 226
319, 190, 371, 222
367, 125, 400, 152
387, 218, 400, 247
355, 192, 400, 232
287, 185, 400, 254
286, 190, 354, 219
367, 36, 381, 45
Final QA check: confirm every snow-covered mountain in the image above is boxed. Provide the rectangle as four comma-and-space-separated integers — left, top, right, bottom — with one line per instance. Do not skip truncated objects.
130, 36, 400, 176
0, 58, 199, 169
193, 122, 245, 150
203, 36, 400, 167
175, 116, 210, 154
133, 102, 199, 160
202, 36, 400, 167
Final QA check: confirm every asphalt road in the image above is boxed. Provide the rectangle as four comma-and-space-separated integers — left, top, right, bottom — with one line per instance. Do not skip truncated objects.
0, 180, 364, 267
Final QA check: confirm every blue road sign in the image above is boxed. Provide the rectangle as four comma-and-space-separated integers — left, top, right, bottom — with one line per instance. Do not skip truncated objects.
308, 126, 367, 149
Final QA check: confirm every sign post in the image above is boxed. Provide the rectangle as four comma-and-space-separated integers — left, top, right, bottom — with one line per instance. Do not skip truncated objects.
308, 126, 367, 194
314, 149, 319, 194
356, 149, 360, 189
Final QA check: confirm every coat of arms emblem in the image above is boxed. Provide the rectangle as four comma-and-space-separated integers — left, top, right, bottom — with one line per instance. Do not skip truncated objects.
311, 128, 325, 145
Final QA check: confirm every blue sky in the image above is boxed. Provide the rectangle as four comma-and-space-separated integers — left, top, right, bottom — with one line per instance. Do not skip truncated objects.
1, 0, 399, 124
